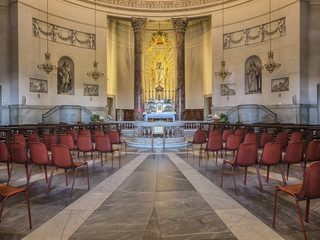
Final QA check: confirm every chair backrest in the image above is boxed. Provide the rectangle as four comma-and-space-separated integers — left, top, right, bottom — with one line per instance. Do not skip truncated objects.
59, 134, 75, 150
192, 130, 207, 144
94, 130, 105, 140
13, 134, 26, 146
289, 132, 303, 144
43, 134, 56, 151
259, 133, 273, 148
27, 133, 40, 144
51, 144, 73, 168
305, 140, 320, 163
260, 142, 282, 165
222, 129, 233, 142
235, 128, 245, 140
298, 161, 320, 200
283, 141, 304, 164
206, 134, 223, 151
225, 134, 243, 150
95, 136, 113, 152
10, 142, 29, 164
108, 130, 121, 144
209, 129, 220, 136
234, 143, 258, 167
275, 132, 288, 148
29, 142, 51, 165
0, 141, 10, 163
80, 130, 91, 137
77, 135, 93, 151
243, 133, 258, 144
67, 130, 78, 144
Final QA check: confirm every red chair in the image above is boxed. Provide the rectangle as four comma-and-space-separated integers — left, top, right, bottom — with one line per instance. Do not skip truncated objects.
29, 142, 52, 184
209, 129, 220, 136
223, 134, 242, 161
275, 132, 288, 149
94, 136, 121, 169
222, 129, 233, 144
43, 134, 56, 151
108, 130, 127, 157
27, 133, 40, 144
77, 135, 95, 163
281, 141, 305, 182
187, 130, 207, 159
80, 130, 91, 137
302, 140, 320, 173
289, 131, 303, 144
257, 142, 286, 186
273, 161, 320, 240
199, 134, 223, 169
9, 142, 31, 186
94, 130, 104, 139
0, 184, 32, 229
67, 129, 78, 146
13, 134, 26, 147
221, 143, 261, 195
0, 142, 13, 185
243, 133, 258, 144
47, 144, 90, 196
235, 128, 245, 141
59, 134, 77, 155
259, 133, 273, 149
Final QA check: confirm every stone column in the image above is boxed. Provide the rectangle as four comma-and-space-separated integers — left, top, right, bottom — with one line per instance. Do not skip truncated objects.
131, 17, 146, 121
172, 17, 188, 121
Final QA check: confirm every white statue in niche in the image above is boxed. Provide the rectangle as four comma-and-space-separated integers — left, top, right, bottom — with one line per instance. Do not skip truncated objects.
156, 59, 165, 85
246, 61, 260, 93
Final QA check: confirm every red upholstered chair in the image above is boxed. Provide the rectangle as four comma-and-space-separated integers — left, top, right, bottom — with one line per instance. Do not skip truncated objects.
257, 142, 286, 186
59, 134, 77, 155
281, 141, 305, 182
234, 128, 245, 141
259, 133, 273, 149
47, 144, 89, 196
187, 130, 207, 159
108, 130, 127, 157
0, 184, 32, 229
209, 129, 220, 136
80, 129, 91, 137
29, 142, 52, 184
93, 130, 104, 139
67, 130, 78, 146
275, 132, 289, 149
222, 129, 233, 144
273, 161, 320, 240
13, 134, 26, 147
77, 135, 95, 162
221, 143, 261, 195
0, 142, 13, 185
27, 133, 40, 145
289, 131, 304, 144
43, 134, 56, 151
9, 142, 31, 186
243, 133, 258, 144
199, 134, 223, 169
302, 140, 320, 173
223, 134, 242, 161
94, 136, 121, 169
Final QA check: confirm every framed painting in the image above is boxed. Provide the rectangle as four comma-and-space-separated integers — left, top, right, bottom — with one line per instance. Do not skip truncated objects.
30, 78, 48, 93
83, 84, 99, 96
221, 83, 236, 96
271, 77, 289, 92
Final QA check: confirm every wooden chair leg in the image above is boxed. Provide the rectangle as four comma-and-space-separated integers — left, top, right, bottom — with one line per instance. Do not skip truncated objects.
256, 165, 264, 193
70, 167, 78, 197
24, 189, 32, 229
294, 198, 307, 240
47, 166, 55, 193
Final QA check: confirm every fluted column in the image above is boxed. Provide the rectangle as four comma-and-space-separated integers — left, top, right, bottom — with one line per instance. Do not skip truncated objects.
131, 17, 146, 121
172, 17, 188, 121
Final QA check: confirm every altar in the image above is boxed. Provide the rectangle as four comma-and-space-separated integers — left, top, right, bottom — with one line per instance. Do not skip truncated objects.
144, 112, 175, 121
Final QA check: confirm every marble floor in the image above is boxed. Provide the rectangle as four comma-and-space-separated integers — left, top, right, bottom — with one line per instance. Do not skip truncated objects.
0, 144, 320, 240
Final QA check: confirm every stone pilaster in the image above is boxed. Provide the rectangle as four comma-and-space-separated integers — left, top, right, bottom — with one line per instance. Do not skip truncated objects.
172, 17, 188, 121
131, 17, 147, 121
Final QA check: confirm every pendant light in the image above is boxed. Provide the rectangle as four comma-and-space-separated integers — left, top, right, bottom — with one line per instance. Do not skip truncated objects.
87, 0, 104, 80
263, 0, 281, 73
215, 0, 231, 81
38, 0, 56, 74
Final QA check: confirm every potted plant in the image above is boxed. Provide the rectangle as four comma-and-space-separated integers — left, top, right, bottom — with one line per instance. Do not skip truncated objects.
220, 112, 229, 122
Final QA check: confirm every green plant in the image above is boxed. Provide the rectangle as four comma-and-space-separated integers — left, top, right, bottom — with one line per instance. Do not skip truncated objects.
90, 112, 100, 122
220, 112, 229, 122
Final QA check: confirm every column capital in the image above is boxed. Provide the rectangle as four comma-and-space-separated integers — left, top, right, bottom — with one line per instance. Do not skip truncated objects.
172, 17, 188, 33
131, 17, 147, 32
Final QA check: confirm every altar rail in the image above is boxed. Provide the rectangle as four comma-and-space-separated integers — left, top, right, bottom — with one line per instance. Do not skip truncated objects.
1, 121, 320, 145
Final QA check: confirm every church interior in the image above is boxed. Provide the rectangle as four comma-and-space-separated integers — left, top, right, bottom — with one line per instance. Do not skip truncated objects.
1, 0, 320, 239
